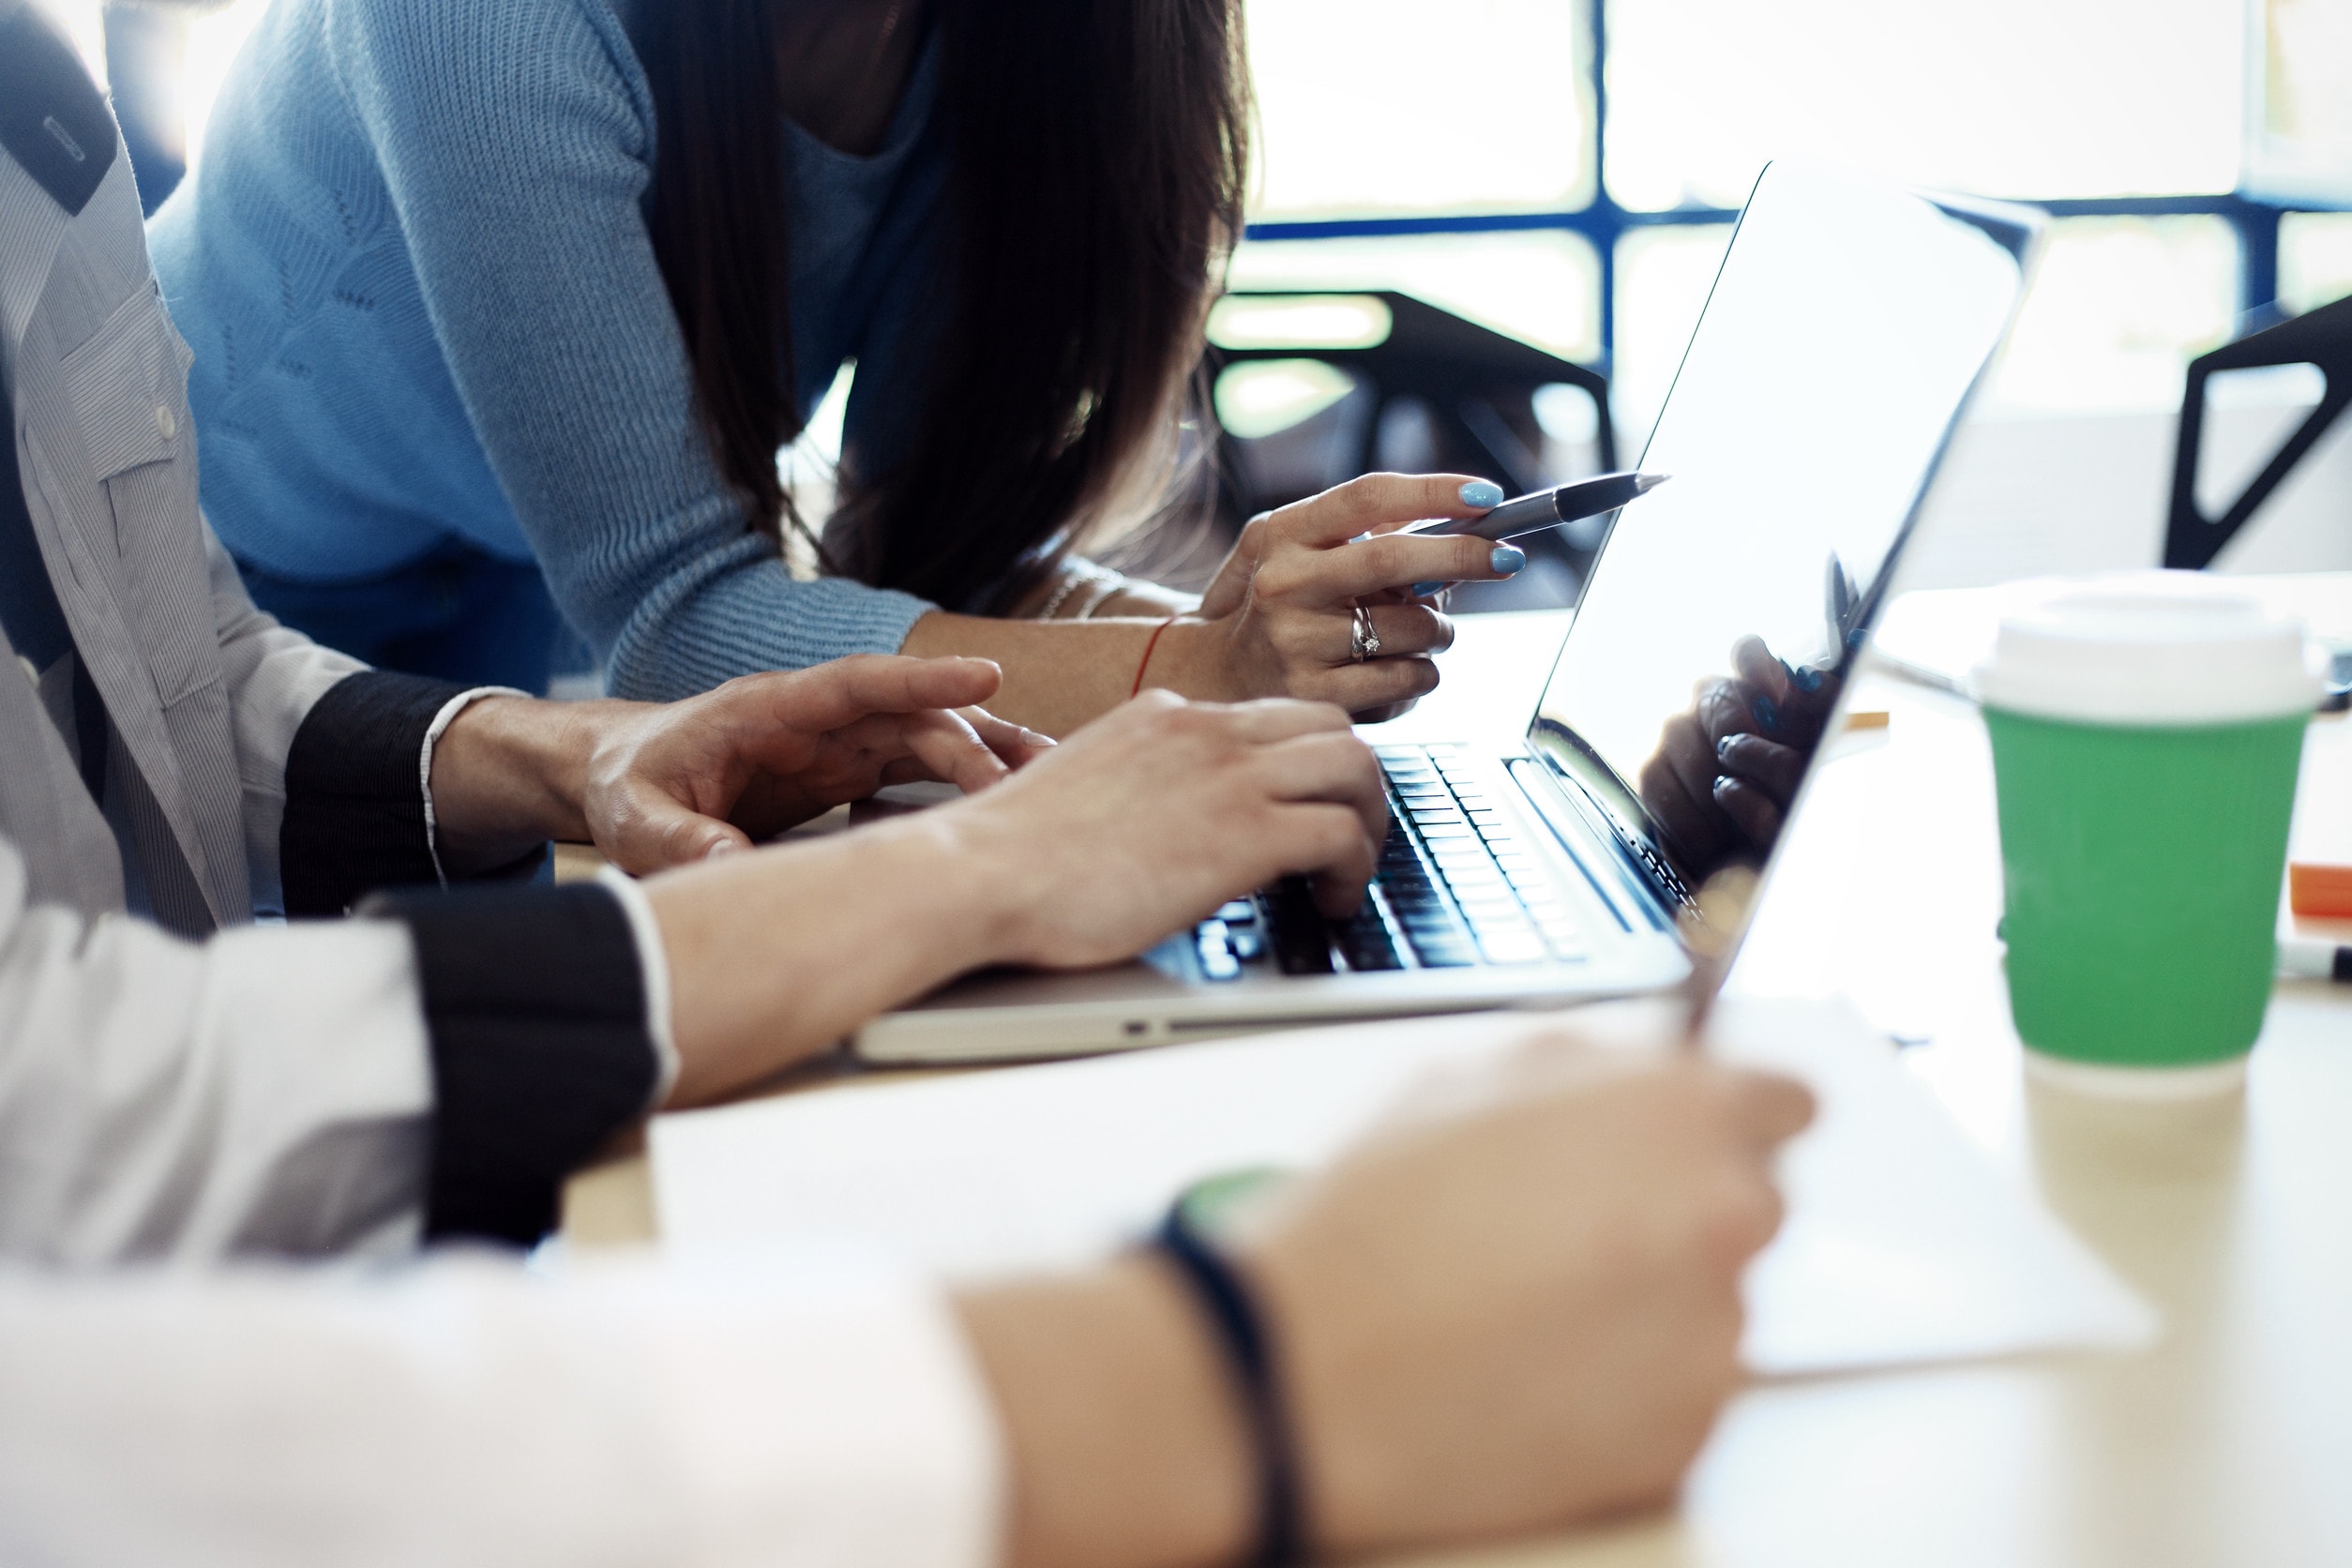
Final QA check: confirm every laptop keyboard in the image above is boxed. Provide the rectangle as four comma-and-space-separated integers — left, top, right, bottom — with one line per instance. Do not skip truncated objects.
1187, 744, 1591, 979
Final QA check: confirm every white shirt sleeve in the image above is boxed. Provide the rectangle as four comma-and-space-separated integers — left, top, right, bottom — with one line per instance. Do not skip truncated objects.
417, 686, 533, 886
0, 836, 435, 1265
596, 866, 681, 1108
0, 1250, 1005, 1568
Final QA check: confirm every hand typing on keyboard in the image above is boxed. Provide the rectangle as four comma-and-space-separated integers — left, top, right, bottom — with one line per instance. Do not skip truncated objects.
1192, 745, 1592, 978
945, 691, 1390, 972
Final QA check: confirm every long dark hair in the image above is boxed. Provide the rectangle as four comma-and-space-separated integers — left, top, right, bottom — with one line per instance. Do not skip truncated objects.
640, 0, 1249, 614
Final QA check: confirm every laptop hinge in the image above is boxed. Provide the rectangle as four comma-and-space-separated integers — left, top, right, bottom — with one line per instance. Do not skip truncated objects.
1504, 758, 1674, 932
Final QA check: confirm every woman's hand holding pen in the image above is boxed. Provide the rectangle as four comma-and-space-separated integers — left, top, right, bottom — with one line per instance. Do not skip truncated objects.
896, 474, 1528, 734
1157, 474, 1529, 719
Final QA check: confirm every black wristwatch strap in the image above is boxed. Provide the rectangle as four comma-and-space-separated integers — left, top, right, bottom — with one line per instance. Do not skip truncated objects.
1154, 1187, 1304, 1568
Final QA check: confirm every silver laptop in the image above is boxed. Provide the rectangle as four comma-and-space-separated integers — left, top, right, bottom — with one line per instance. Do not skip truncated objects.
858, 161, 2042, 1064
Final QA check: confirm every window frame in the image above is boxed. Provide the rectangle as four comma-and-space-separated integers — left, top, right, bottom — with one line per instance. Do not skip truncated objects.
1241, 2, 2349, 372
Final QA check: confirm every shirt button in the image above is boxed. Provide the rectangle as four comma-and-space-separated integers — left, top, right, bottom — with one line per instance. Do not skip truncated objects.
155, 405, 176, 441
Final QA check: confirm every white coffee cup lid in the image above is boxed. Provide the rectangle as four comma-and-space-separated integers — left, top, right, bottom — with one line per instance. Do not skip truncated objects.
1971, 572, 2322, 725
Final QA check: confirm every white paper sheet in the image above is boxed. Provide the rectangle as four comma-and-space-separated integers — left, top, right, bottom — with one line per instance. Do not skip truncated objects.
651, 996, 2156, 1378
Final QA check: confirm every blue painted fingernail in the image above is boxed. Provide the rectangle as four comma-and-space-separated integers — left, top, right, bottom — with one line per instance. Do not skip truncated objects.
1459, 479, 1505, 508
1716, 734, 1736, 760
1410, 580, 1446, 597
1752, 695, 1780, 733
1791, 663, 1824, 692
1490, 545, 1525, 575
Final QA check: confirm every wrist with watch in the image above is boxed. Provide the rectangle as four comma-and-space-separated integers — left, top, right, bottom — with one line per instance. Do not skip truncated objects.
1153, 1168, 1304, 1568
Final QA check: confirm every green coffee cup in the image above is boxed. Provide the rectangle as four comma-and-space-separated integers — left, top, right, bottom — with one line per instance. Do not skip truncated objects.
1974, 576, 2319, 1093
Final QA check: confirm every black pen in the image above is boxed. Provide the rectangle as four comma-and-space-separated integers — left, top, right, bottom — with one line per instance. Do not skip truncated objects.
1403, 471, 1669, 595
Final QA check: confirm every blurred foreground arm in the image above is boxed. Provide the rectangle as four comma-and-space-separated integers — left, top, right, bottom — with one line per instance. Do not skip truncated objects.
963, 1044, 1814, 1568
0, 1253, 1002, 1568
0, 1037, 1806, 1568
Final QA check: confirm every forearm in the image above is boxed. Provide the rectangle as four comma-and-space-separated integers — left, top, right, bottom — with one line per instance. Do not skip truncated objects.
900, 613, 1234, 736
956, 1257, 1253, 1568
642, 812, 1015, 1104
425, 695, 626, 872
1007, 559, 1199, 623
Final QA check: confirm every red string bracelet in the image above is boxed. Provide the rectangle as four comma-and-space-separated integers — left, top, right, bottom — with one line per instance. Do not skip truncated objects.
1131, 614, 1182, 699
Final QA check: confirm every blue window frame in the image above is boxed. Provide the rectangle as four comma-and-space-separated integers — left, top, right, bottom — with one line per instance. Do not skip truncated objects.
1241, 3, 2342, 374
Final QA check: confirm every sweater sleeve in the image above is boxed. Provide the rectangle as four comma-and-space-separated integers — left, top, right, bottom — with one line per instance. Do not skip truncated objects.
320, 0, 934, 701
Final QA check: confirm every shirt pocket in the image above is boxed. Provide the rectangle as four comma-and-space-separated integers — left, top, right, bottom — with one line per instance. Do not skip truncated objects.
58, 288, 218, 707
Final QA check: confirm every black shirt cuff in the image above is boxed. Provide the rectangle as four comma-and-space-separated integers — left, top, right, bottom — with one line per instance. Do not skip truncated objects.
282, 671, 543, 916
362, 881, 658, 1247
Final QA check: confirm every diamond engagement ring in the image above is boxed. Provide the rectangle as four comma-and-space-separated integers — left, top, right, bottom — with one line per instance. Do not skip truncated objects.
1350, 605, 1382, 663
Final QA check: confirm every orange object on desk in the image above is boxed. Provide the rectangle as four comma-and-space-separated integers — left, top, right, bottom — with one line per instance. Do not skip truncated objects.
2290, 861, 2352, 918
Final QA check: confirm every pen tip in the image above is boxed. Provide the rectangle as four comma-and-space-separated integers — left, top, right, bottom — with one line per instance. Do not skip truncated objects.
1634, 473, 1670, 493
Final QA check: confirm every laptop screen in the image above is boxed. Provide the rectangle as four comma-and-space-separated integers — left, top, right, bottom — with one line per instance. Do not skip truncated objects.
1525, 161, 2038, 905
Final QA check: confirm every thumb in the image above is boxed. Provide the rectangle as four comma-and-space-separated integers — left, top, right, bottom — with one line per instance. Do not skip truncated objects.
1198, 515, 1270, 621
610, 785, 757, 874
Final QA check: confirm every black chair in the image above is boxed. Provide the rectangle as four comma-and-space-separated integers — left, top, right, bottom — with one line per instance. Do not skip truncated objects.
2164, 292, 2352, 570
1204, 290, 1617, 611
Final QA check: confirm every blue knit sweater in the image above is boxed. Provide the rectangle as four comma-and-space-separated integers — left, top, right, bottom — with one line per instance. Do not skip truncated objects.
147, 0, 947, 700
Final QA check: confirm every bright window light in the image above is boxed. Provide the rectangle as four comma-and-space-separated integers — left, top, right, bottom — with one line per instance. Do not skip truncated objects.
1244, 0, 1593, 219
1613, 216, 2242, 435
1611, 224, 1733, 445
1207, 294, 1394, 352
2281, 212, 2352, 314
1227, 232, 1601, 362
182, 0, 269, 170
1214, 359, 1360, 440
31, 0, 106, 81
1606, 0, 2246, 208
2249, 0, 2352, 202
1989, 216, 2239, 413
1531, 382, 1600, 444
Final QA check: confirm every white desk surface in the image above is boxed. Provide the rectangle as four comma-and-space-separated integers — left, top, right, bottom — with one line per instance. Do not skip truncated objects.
566, 577, 2352, 1568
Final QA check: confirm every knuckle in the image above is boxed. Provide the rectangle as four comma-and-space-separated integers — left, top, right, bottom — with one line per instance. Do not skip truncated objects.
1387, 656, 1440, 701
1304, 805, 1365, 858
1124, 688, 1188, 729
1267, 503, 1315, 540
1272, 619, 1329, 663
1700, 1174, 1783, 1270
1155, 696, 1214, 734
1335, 475, 1386, 515
1363, 536, 1407, 580
1253, 558, 1307, 599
